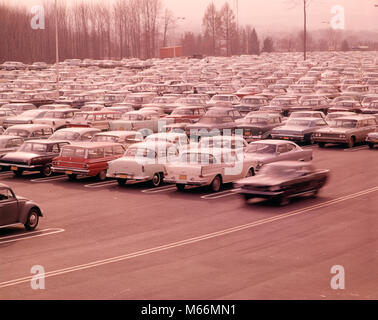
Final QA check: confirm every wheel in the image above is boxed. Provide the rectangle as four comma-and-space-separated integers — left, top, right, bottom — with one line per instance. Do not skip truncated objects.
310, 189, 319, 198
68, 174, 77, 181
12, 169, 23, 177
151, 173, 162, 187
347, 137, 355, 148
210, 175, 222, 193
309, 134, 315, 145
117, 178, 127, 186
273, 196, 289, 206
368, 143, 374, 149
97, 170, 107, 181
318, 142, 326, 148
243, 194, 253, 201
176, 184, 186, 191
245, 168, 255, 178
24, 208, 39, 231
40, 164, 53, 177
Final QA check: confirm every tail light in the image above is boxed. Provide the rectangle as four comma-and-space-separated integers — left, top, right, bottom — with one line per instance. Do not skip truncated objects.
141, 165, 145, 172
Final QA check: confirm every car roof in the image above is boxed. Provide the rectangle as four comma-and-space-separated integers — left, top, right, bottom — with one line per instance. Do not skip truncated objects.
5, 124, 53, 129
54, 127, 101, 133
26, 139, 69, 144
334, 115, 377, 121
94, 131, 140, 137
65, 142, 123, 149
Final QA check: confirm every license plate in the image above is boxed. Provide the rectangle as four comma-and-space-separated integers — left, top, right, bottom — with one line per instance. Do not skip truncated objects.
283, 137, 289, 140
119, 127, 124, 131
65, 171, 73, 175
11, 166, 18, 171
179, 175, 187, 180
119, 174, 127, 179
244, 131, 250, 136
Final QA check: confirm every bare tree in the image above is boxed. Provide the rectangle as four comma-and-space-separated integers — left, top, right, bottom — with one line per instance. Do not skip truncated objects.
202, 2, 221, 56
219, 2, 237, 56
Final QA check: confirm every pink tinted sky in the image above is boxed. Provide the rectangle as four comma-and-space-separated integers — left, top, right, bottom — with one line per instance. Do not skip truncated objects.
7, 0, 378, 32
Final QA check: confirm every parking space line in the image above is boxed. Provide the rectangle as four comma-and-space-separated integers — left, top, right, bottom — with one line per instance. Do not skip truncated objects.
201, 189, 238, 200
30, 176, 67, 183
84, 181, 118, 188
344, 146, 369, 152
142, 185, 177, 194
0, 228, 65, 245
1, 186, 377, 289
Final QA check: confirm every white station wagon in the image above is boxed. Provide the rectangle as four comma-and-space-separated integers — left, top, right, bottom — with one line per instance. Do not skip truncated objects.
107, 141, 179, 187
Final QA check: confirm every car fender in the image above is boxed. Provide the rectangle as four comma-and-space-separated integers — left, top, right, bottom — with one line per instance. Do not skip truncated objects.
18, 200, 43, 224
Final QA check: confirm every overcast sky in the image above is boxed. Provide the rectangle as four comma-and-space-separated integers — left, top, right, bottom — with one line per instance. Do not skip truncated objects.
8, 0, 378, 32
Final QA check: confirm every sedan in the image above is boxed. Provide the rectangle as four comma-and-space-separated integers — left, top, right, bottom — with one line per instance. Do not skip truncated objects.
234, 161, 329, 205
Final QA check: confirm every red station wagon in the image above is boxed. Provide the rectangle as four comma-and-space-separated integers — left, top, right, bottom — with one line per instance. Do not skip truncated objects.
52, 142, 125, 181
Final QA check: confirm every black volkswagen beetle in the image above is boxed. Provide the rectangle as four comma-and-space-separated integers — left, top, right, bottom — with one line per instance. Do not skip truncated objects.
234, 161, 329, 205
0, 184, 43, 230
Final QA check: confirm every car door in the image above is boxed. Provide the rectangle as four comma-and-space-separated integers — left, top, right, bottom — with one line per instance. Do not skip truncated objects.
0, 188, 19, 226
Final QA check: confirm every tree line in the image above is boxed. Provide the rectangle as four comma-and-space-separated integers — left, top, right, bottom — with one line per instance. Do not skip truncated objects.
0, 1, 377, 64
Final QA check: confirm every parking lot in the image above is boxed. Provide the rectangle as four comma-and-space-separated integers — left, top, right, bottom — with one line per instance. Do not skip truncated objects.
0, 143, 377, 300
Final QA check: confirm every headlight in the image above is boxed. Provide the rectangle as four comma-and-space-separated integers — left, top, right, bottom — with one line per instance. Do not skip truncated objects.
339, 134, 346, 138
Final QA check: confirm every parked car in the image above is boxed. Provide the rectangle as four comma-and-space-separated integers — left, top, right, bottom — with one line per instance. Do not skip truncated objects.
33, 109, 78, 130
186, 115, 236, 139
49, 128, 101, 142
0, 184, 43, 230
109, 110, 166, 135
271, 117, 328, 144
314, 115, 378, 148
366, 131, 378, 149
0, 140, 69, 177
0, 103, 37, 115
1, 109, 48, 129
243, 140, 313, 172
3, 124, 54, 140
68, 111, 122, 131
234, 161, 329, 205
325, 112, 356, 126
166, 106, 207, 123
91, 131, 144, 148
206, 107, 244, 121
107, 141, 179, 187
0, 109, 17, 126
361, 101, 378, 115
328, 100, 362, 113
237, 113, 284, 141
0, 136, 24, 158
234, 95, 270, 116
207, 94, 240, 107
164, 147, 258, 192
52, 142, 125, 181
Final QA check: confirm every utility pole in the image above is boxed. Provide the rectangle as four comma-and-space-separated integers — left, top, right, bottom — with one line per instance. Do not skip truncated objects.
55, 0, 60, 99
303, 0, 307, 61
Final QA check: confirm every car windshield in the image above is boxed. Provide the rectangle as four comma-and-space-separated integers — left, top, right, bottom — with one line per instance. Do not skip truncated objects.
246, 143, 277, 154
332, 119, 358, 128
52, 131, 79, 140
245, 117, 269, 124
44, 111, 69, 119
180, 152, 216, 164
122, 114, 143, 121
125, 147, 155, 159
73, 113, 90, 121
172, 109, 194, 115
260, 165, 303, 178
19, 142, 48, 152
92, 135, 118, 143
61, 147, 86, 158
286, 119, 312, 127
4, 129, 30, 138
198, 117, 229, 124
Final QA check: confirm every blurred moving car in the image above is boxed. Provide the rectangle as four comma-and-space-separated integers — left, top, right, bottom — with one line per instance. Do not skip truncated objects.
234, 161, 329, 205
0, 184, 43, 230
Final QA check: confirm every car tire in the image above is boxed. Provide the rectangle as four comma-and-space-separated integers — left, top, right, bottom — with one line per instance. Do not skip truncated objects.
68, 174, 77, 181
97, 170, 107, 181
243, 194, 253, 201
368, 143, 374, 149
318, 142, 326, 148
176, 184, 186, 191
41, 164, 53, 177
117, 178, 127, 186
24, 208, 39, 231
12, 169, 23, 177
151, 173, 162, 187
245, 168, 255, 177
210, 175, 222, 193
347, 137, 355, 148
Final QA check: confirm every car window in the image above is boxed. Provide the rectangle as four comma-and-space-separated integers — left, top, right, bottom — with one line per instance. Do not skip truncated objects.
43, 128, 53, 136
277, 145, 287, 154
88, 148, 104, 159
0, 188, 14, 201
286, 144, 296, 152
81, 132, 96, 141
104, 146, 113, 157
113, 145, 124, 156
32, 129, 44, 137
51, 144, 60, 153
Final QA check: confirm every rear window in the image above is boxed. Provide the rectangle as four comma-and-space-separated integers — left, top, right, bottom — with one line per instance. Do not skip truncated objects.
61, 147, 86, 158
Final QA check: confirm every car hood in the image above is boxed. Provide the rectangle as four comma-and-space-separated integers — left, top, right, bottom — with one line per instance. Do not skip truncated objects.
244, 153, 275, 161
316, 127, 353, 134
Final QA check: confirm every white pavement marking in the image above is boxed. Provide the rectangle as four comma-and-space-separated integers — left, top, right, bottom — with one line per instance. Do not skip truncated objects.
142, 185, 177, 194
30, 176, 67, 183
84, 181, 118, 188
344, 146, 369, 152
0, 228, 65, 245
201, 189, 238, 200
1, 186, 377, 289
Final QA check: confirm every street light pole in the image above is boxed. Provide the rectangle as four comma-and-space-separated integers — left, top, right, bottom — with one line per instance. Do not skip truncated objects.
55, 0, 60, 99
